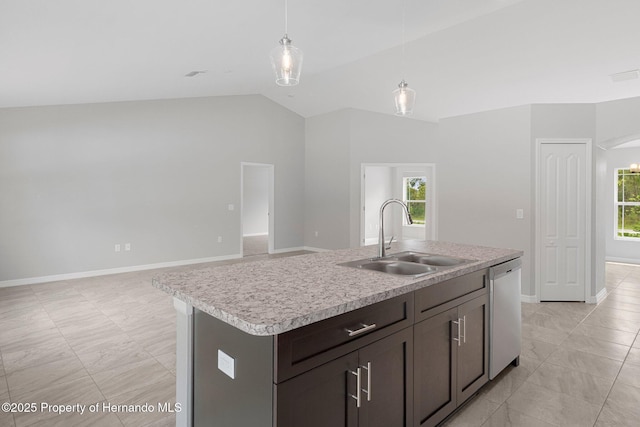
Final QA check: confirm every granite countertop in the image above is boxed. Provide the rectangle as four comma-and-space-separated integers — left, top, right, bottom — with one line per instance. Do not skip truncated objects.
152, 240, 523, 336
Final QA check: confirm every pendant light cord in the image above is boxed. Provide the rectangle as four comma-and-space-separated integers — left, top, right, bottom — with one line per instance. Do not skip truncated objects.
284, 0, 288, 35
401, 0, 406, 80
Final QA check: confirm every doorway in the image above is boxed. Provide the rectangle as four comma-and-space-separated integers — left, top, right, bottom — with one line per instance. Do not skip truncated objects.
241, 163, 274, 257
535, 139, 592, 301
360, 163, 436, 246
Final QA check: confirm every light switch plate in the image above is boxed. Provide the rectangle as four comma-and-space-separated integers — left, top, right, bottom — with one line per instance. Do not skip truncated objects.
218, 349, 235, 379
516, 209, 524, 219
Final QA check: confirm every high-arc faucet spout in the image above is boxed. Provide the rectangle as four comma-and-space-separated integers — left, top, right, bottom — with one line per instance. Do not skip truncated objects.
378, 199, 413, 258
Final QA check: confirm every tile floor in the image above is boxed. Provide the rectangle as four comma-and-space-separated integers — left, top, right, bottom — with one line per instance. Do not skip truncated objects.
242, 235, 268, 257
0, 259, 638, 427
444, 262, 640, 427
0, 251, 309, 427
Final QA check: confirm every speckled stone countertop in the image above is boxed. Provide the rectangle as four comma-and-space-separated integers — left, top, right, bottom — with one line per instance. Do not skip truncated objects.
152, 240, 522, 336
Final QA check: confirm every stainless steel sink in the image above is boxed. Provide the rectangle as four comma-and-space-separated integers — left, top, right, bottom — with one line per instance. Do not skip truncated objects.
339, 251, 473, 277
390, 252, 471, 267
357, 260, 436, 277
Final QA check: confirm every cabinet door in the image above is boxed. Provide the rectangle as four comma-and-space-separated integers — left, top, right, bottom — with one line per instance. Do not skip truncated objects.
359, 327, 413, 427
456, 294, 489, 403
276, 352, 359, 427
413, 308, 458, 427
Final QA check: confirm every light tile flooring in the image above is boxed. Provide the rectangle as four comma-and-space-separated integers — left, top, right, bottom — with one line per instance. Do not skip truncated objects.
242, 234, 268, 257
444, 262, 640, 427
0, 260, 638, 427
0, 251, 309, 427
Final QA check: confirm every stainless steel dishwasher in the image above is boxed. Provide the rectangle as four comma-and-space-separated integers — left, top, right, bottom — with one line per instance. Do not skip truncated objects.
489, 258, 522, 380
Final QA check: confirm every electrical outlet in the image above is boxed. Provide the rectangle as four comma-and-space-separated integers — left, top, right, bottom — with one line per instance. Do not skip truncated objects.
125, 243, 131, 251
516, 209, 524, 219
217, 236, 223, 243
218, 350, 235, 379
115, 244, 121, 252
228, 204, 234, 211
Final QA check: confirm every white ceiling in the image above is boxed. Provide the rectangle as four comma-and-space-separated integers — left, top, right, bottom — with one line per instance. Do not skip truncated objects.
2, 0, 640, 122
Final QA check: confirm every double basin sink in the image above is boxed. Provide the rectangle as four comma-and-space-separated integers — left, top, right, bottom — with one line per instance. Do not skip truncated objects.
340, 251, 473, 278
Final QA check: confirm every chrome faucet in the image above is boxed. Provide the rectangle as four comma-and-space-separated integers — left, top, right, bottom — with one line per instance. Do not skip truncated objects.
378, 199, 413, 258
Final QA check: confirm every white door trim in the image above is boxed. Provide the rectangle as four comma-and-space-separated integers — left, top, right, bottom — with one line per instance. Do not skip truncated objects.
240, 162, 275, 255
534, 138, 592, 302
360, 163, 437, 246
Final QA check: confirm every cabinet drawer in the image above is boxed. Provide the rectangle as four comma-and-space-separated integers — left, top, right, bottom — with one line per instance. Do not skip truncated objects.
275, 293, 414, 383
415, 269, 487, 321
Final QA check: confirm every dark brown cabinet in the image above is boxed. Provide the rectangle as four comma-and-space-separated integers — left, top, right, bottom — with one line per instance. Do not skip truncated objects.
413, 293, 489, 427
193, 267, 502, 427
276, 327, 414, 427
276, 352, 358, 427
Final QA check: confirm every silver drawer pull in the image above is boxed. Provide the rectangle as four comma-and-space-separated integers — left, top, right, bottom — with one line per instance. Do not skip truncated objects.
462, 315, 466, 344
345, 323, 377, 337
349, 368, 362, 407
361, 362, 372, 401
453, 319, 461, 347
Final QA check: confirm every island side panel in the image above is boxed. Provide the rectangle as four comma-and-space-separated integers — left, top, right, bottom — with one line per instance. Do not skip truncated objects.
173, 298, 194, 427
193, 308, 274, 427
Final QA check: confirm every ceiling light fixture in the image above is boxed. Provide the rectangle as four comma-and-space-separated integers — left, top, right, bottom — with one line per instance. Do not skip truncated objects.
270, 0, 303, 86
631, 163, 640, 173
393, 0, 416, 116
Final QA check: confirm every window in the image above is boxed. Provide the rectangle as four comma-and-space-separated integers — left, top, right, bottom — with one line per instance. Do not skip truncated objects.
616, 168, 640, 240
403, 176, 426, 225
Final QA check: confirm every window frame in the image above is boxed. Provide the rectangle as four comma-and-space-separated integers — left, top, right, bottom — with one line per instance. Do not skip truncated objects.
402, 176, 426, 227
614, 168, 640, 241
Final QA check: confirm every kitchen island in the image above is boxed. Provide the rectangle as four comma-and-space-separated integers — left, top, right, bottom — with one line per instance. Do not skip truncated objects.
153, 240, 523, 427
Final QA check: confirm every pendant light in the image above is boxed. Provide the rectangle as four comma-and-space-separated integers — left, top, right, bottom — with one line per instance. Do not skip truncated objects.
631, 163, 640, 173
393, 1, 416, 116
270, 0, 303, 86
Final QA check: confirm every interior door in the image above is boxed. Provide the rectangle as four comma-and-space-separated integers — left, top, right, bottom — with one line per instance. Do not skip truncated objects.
539, 142, 587, 301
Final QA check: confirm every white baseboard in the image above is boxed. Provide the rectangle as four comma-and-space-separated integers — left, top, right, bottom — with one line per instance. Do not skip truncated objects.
606, 257, 640, 265
270, 246, 305, 254
587, 287, 608, 304
302, 246, 330, 252
0, 254, 242, 288
243, 233, 268, 237
521, 294, 538, 303
1, 246, 325, 288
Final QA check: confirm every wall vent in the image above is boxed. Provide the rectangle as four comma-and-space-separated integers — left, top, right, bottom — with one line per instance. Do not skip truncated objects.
185, 70, 208, 77
610, 69, 640, 83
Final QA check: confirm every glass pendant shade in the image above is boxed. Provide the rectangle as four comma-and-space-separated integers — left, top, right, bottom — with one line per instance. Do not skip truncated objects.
270, 35, 303, 86
631, 163, 639, 173
393, 80, 416, 116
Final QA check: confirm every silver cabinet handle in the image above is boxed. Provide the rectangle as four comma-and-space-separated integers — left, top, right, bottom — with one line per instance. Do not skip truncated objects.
453, 319, 461, 347
462, 315, 466, 344
349, 368, 362, 407
361, 362, 372, 401
345, 323, 377, 337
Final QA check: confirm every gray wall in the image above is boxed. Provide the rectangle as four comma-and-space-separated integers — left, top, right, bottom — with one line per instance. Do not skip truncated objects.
348, 110, 438, 248
304, 108, 438, 250
304, 110, 351, 249
4, 91, 637, 291
0, 95, 305, 282
438, 106, 533, 295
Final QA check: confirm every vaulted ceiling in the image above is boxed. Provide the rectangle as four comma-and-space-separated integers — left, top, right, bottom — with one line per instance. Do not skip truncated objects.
2, 0, 640, 122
